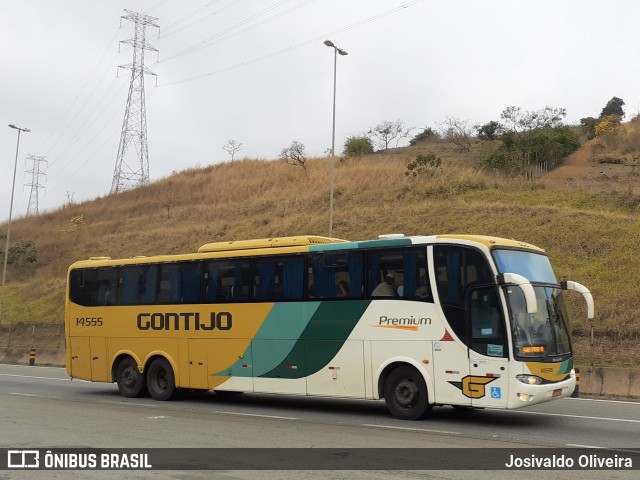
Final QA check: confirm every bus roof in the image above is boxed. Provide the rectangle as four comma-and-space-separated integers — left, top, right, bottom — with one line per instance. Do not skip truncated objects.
69, 234, 544, 269
435, 234, 545, 252
198, 235, 347, 253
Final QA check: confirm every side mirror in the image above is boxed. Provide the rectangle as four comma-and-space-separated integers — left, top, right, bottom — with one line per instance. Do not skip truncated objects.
561, 281, 595, 319
499, 273, 537, 314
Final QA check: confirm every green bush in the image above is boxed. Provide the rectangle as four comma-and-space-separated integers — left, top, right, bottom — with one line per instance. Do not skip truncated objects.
409, 127, 439, 145
405, 153, 442, 177
343, 136, 374, 158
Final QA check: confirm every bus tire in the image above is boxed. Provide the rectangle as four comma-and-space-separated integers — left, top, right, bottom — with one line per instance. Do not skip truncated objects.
146, 357, 177, 401
116, 357, 147, 398
383, 365, 431, 420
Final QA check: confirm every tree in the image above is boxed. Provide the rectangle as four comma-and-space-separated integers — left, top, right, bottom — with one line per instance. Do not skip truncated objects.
595, 114, 622, 137
405, 153, 442, 177
480, 105, 577, 175
221, 139, 243, 163
280, 141, 307, 170
580, 117, 598, 140
600, 96, 625, 118
368, 120, 413, 150
500, 106, 567, 134
476, 121, 503, 141
437, 117, 474, 153
409, 127, 439, 145
0, 240, 37, 274
343, 136, 374, 158
61, 215, 85, 243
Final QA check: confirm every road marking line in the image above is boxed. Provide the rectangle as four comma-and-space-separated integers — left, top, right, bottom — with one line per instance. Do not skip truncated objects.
8, 393, 57, 399
509, 410, 640, 423
2, 364, 65, 370
3, 363, 65, 370
144, 416, 170, 419
0, 373, 86, 382
565, 397, 640, 406
215, 411, 297, 420
566, 444, 604, 449
98, 400, 158, 408
362, 424, 460, 435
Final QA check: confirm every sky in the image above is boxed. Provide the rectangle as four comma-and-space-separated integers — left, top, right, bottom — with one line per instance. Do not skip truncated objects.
1, 0, 639, 220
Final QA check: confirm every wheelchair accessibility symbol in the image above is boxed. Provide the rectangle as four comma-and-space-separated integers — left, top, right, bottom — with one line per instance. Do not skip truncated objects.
490, 387, 502, 399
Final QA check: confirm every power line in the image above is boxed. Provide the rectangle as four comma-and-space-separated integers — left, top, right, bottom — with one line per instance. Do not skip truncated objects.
36, 25, 127, 158
159, 0, 424, 87
146, 0, 172, 14
158, 0, 309, 63
160, 0, 226, 36
48, 78, 127, 175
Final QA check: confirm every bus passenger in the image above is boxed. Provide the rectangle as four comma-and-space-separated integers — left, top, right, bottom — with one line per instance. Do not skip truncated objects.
372, 273, 396, 297
337, 281, 351, 298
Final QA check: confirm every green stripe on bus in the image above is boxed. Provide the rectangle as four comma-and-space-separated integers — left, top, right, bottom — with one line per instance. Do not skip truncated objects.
259, 300, 370, 379
558, 358, 573, 375
215, 302, 321, 377
309, 239, 412, 252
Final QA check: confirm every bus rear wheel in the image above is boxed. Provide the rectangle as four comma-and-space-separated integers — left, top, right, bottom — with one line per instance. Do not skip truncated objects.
147, 357, 177, 401
116, 357, 147, 398
383, 366, 431, 420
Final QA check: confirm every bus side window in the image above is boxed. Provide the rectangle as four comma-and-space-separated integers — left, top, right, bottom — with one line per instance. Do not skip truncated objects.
309, 252, 363, 299
367, 248, 428, 300
180, 262, 202, 304
469, 287, 507, 357
433, 245, 494, 343
119, 265, 158, 305
95, 267, 117, 306
253, 256, 304, 301
70, 268, 98, 306
158, 264, 181, 304
204, 259, 250, 303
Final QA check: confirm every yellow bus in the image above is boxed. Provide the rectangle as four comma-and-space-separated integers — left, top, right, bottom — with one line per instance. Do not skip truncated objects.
65, 234, 593, 420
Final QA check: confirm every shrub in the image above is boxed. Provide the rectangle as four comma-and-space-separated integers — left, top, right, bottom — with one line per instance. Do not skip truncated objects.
405, 153, 442, 177
409, 127, 439, 145
343, 136, 374, 158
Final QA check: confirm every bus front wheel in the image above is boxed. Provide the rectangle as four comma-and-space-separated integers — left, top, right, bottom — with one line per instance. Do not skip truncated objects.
383, 366, 431, 420
116, 357, 147, 398
147, 357, 177, 401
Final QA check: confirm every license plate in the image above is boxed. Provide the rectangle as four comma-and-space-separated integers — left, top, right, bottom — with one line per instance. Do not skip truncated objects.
552, 388, 562, 397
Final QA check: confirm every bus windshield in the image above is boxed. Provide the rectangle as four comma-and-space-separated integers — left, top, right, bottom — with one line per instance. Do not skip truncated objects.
492, 249, 557, 284
493, 249, 571, 360
504, 286, 572, 360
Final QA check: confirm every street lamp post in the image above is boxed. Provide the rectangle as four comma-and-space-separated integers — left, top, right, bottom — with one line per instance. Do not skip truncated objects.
324, 39, 347, 238
2, 124, 31, 289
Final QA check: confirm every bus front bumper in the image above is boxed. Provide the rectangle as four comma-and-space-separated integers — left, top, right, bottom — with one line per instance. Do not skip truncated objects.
506, 376, 576, 409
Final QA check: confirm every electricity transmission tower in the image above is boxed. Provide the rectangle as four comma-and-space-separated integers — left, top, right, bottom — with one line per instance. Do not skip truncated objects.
111, 9, 159, 194
25, 155, 47, 216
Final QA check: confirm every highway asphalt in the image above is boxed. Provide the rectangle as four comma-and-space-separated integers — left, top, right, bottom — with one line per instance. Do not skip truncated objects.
1, 363, 638, 479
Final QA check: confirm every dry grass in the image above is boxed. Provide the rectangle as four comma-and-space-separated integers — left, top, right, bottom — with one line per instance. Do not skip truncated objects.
2, 146, 640, 366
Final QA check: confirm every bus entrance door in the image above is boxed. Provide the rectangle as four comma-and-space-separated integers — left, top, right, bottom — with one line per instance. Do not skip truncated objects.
432, 336, 471, 407
467, 286, 509, 408
468, 350, 509, 408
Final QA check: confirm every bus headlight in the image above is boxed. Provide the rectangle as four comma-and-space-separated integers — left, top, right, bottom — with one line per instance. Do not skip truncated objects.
516, 374, 543, 385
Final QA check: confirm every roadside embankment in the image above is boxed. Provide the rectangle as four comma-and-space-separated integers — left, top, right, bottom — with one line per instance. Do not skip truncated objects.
0, 323, 66, 367
577, 366, 640, 398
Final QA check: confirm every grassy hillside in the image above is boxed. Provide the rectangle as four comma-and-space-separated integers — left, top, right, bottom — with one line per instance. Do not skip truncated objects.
2, 144, 639, 366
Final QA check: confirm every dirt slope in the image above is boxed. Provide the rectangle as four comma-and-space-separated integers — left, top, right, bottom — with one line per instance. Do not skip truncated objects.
543, 139, 637, 191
